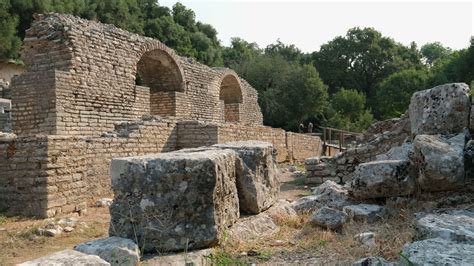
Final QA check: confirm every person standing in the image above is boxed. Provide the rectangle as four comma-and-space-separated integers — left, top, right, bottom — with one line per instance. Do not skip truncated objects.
308, 122, 313, 133
299, 123, 304, 133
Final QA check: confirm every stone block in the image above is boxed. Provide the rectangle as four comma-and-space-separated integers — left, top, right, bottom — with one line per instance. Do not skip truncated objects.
74, 237, 140, 266
350, 160, 415, 199
414, 133, 466, 191
109, 149, 240, 252
343, 204, 387, 223
213, 141, 279, 214
409, 83, 470, 135
19, 250, 110, 266
416, 209, 474, 243
310, 206, 348, 230
400, 238, 474, 265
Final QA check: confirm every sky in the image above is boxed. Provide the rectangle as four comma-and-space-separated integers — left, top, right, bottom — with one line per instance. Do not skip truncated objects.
160, 0, 474, 52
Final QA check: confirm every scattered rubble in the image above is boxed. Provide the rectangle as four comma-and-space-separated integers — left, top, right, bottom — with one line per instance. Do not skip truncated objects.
310, 206, 348, 231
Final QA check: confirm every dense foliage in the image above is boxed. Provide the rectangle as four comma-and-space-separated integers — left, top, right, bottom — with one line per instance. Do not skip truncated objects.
0, 0, 473, 132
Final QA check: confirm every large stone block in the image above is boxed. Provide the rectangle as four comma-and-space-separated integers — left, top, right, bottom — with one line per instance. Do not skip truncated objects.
416, 209, 474, 243
350, 160, 415, 199
109, 149, 240, 252
400, 238, 474, 265
19, 250, 110, 266
74, 237, 140, 266
414, 133, 466, 191
213, 141, 279, 214
292, 180, 354, 213
409, 83, 470, 135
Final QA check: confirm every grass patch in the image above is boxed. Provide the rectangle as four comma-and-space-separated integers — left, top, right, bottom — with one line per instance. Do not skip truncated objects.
0, 215, 6, 226
287, 177, 306, 186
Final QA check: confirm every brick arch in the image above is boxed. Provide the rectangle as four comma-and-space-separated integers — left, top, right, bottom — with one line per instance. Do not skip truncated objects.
135, 41, 186, 93
217, 70, 243, 122
135, 41, 186, 117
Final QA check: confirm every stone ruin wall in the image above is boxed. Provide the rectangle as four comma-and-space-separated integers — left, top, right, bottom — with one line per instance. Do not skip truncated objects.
0, 13, 323, 217
11, 14, 263, 137
306, 113, 411, 184
1, 119, 321, 217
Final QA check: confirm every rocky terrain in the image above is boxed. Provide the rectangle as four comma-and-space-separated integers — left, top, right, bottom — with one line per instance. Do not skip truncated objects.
6, 83, 474, 265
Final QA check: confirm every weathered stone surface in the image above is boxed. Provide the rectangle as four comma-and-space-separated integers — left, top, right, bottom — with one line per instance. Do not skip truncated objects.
74, 237, 140, 266
376, 141, 413, 161
265, 199, 297, 219
353, 256, 394, 266
416, 209, 474, 243
409, 83, 470, 135
400, 238, 474, 265
350, 160, 415, 199
213, 141, 279, 214
228, 213, 279, 241
354, 232, 376, 248
414, 133, 466, 191
19, 250, 110, 266
143, 248, 213, 266
466, 140, 474, 180
343, 204, 386, 223
292, 180, 354, 213
310, 206, 348, 230
109, 149, 240, 252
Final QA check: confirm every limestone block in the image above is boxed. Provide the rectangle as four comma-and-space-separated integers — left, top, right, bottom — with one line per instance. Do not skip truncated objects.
416, 209, 474, 243
228, 213, 279, 241
353, 256, 395, 266
74, 237, 140, 266
265, 199, 297, 219
292, 180, 354, 213
466, 140, 474, 179
343, 204, 387, 223
375, 142, 414, 161
143, 248, 213, 266
350, 160, 415, 199
213, 141, 279, 214
19, 250, 110, 266
310, 206, 348, 230
409, 83, 470, 135
109, 149, 240, 252
414, 133, 466, 191
400, 238, 474, 265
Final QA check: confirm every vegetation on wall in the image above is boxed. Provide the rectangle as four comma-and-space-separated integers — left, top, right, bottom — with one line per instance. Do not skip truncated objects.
0, 0, 473, 132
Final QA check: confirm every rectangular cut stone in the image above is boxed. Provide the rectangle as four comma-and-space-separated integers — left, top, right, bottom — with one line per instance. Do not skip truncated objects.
213, 141, 279, 214
109, 149, 240, 252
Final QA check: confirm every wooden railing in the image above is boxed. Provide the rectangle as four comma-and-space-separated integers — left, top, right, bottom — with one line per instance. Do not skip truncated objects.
319, 126, 363, 156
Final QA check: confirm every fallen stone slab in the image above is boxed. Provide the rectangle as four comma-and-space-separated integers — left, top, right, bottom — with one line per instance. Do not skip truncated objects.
109, 149, 240, 252
400, 238, 474, 265
353, 256, 395, 266
19, 250, 110, 266
416, 209, 474, 243
74, 237, 140, 266
310, 206, 348, 231
228, 213, 279, 241
265, 199, 297, 219
350, 160, 415, 199
292, 180, 354, 213
213, 141, 279, 214
143, 248, 213, 266
376, 141, 414, 161
343, 204, 387, 223
414, 133, 466, 191
409, 83, 470, 135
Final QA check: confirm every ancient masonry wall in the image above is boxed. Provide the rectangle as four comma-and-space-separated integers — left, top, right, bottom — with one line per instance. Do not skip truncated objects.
11, 14, 262, 137
1, 120, 321, 217
305, 114, 411, 184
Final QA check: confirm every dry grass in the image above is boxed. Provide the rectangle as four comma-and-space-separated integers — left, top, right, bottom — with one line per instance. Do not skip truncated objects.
0, 208, 110, 265
219, 208, 416, 264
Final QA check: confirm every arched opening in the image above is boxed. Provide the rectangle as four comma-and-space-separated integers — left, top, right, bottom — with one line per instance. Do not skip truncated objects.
136, 49, 184, 116
219, 74, 242, 122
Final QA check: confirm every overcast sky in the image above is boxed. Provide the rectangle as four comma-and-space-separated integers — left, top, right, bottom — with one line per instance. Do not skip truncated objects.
160, 0, 473, 52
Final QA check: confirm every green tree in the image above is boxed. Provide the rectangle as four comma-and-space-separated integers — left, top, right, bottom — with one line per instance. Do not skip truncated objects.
233, 54, 328, 130
222, 37, 261, 67
421, 42, 452, 66
326, 88, 373, 132
0, 0, 20, 60
313, 27, 423, 101
376, 69, 429, 119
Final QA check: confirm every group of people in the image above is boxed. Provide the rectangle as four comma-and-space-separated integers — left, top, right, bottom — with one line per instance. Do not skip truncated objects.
299, 122, 314, 133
